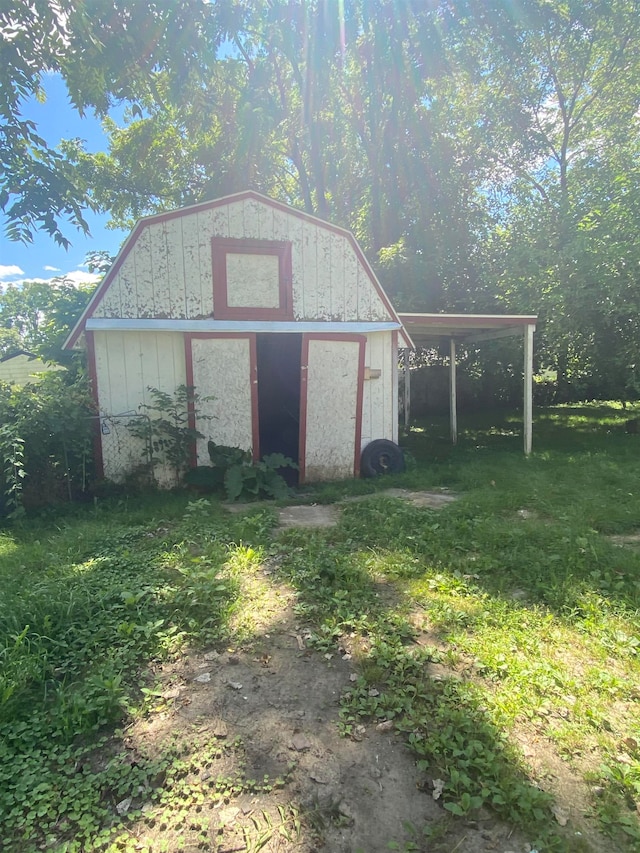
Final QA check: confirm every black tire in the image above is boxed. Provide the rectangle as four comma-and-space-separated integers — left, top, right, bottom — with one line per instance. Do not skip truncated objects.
360, 439, 405, 478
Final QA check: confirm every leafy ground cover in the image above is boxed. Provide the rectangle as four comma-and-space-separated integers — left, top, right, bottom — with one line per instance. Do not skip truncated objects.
1, 403, 640, 852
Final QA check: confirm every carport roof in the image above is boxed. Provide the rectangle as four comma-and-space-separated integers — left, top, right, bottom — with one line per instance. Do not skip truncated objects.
397, 313, 537, 347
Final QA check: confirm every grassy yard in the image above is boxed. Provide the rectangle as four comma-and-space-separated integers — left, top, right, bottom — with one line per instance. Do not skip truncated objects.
2, 403, 640, 852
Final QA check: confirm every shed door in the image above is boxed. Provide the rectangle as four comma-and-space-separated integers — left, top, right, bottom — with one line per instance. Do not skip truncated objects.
299, 335, 365, 482
188, 334, 258, 465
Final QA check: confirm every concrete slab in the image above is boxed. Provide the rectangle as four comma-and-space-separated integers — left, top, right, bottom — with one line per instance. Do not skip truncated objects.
277, 504, 341, 529
273, 489, 457, 530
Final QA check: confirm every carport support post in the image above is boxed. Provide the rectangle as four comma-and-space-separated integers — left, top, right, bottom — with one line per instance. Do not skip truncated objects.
449, 337, 457, 445
524, 323, 534, 455
403, 348, 411, 429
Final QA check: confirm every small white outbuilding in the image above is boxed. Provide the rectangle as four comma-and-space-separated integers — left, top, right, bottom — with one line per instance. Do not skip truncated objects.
65, 190, 412, 485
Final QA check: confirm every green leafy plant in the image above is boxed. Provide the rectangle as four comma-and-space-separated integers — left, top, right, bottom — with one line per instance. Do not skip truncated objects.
128, 385, 210, 483
0, 423, 25, 517
184, 440, 297, 501
0, 371, 95, 516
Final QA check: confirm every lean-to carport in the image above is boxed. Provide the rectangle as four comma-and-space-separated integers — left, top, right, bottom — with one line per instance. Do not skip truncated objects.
397, 314, 537, 455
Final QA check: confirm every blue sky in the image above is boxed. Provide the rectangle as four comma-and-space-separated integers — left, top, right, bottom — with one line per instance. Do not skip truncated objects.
0, 74, 128, 288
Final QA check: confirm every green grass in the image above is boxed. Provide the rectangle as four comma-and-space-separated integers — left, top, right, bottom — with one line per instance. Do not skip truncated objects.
2, 404, 640, 851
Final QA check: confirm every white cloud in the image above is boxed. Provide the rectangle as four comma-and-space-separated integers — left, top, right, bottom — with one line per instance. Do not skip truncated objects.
0, 264, 25, 280
0, 269, 101, 289
61, 270, 101, 286
44, 265, 61, 272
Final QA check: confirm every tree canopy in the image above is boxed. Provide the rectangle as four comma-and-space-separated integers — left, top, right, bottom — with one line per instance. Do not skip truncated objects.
3, 0, 640, 400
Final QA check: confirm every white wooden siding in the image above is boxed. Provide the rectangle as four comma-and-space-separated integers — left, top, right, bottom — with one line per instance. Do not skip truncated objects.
97, 197, 393, 324
93, 331, 186, 485
303, 338, 361, 481
360, 332, 395, 450
0, 355, 63, 385
189, 337, 254, 464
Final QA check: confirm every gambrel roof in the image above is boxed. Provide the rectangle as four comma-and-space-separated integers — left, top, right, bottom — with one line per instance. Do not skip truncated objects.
65, 190, 412, 348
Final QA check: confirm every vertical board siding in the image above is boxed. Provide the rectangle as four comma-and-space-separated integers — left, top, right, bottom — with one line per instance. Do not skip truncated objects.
330, 232, 346, 321
183, 215, 202, 318
242, 196, 262, 239
286, 212, 304, 310
96, 260, 124, 318
93, 331, 186, 484
227, 201, 245, 238
257, 201, 274, 240
166, 217, 187, 318
303, 338, 362, 481
360, 332, 394, 450
134, 226, 155, 317
209, 204, 229, 238
118, 253, 137, 318
272, 206, 291, 243
93, 197, 396, 325
149, 222, 171, 318
315, 226, 333, 319
197, 208, 218, 316
189, 336, 254, 464
299, 220, 318, 319
356, 263, 371, 320
343, 240, 359, 320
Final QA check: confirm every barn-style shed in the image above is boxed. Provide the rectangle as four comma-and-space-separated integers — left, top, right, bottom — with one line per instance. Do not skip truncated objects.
65, 191, 412, 485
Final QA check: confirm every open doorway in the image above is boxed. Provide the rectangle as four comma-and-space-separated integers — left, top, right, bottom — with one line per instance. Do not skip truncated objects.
256, 334, 302, 483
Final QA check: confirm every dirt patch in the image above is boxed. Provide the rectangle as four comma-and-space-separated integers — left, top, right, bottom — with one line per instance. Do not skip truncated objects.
609, 532, 640, 548
122, 566, 532, 853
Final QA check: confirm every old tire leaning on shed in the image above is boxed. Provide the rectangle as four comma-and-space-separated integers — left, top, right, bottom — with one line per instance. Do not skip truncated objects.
360, 439, 405, 477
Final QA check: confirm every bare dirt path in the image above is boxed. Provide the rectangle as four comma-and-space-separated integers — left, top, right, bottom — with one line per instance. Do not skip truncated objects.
124, 534, 532, 853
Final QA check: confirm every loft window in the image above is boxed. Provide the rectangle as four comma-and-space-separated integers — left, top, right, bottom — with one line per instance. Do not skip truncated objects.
212, 237, 293, 320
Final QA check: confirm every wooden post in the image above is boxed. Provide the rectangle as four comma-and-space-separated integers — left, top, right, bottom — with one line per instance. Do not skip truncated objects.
450, 337, 457, 445
524, 323, 534, 455
403, 348, 411, 429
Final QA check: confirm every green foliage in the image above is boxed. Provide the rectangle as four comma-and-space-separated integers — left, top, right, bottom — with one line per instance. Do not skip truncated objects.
3, 406, 640, 850
0, 498, 253, 850
2, 0, 213, 246
185, 441, 297, 502
0, 371, 95, 516
0, 278, 95, 364
0, 423, 25, 518
5, 2, 640, 403
127, 385, 209, 483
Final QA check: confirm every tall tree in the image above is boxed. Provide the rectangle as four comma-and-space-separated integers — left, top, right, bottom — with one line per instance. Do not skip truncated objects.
0, 279, 95, 362
1, 0, 215, 246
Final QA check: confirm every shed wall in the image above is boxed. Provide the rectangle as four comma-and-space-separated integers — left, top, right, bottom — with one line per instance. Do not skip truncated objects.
92, 197, 390, 324
360, 331, 397, 449
93, 330, 186, 485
